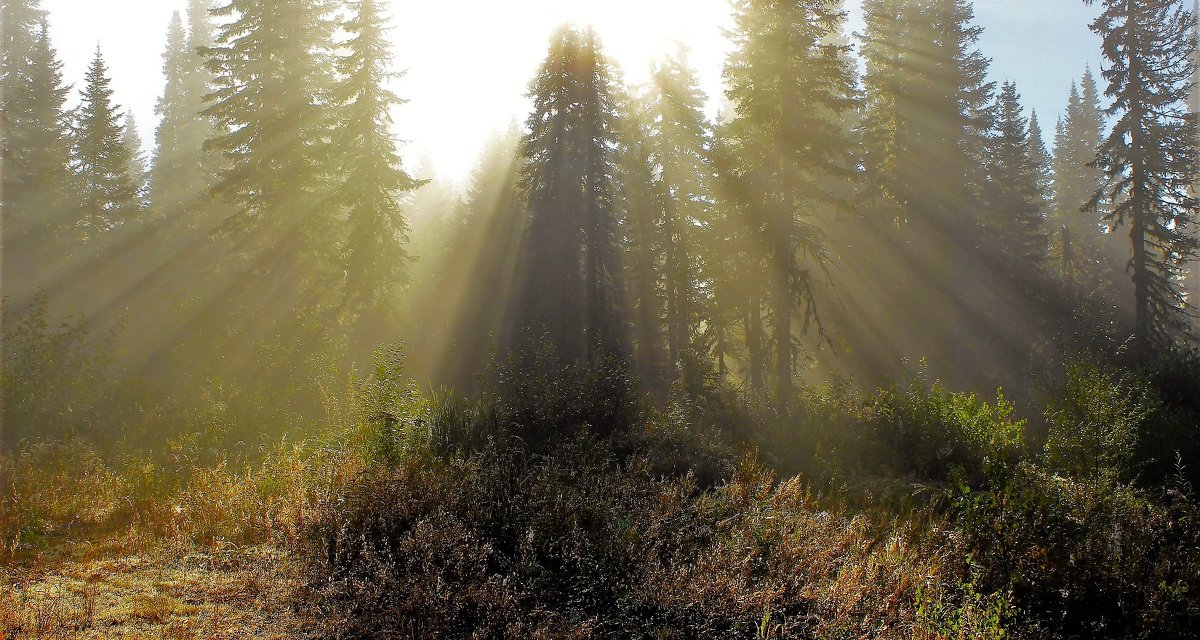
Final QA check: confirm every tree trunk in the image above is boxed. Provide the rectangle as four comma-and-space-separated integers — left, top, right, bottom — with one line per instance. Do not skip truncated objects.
774, 194, 794, 410
746, 294, 766, 394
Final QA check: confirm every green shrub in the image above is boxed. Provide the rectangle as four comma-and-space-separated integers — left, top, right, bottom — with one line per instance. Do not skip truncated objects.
1, 294, 116, 445
496, 339, 641, 445
875, 377, 1025, 486
1138, 348, 1200, 488
1043, 360, 1154, 481
951, 463, 1200, 638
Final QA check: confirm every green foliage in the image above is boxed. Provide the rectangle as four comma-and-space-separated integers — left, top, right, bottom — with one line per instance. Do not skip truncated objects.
1086, 0, 1200, 348
1, 0, 75, 257
150, 5, 217, 218
1, 295, 115, 443
1043, 360, 1154, 481
71, 46, 142, 241
331, 0, 421, 322
950, 463, 1200, 638
1138, 347, 1200, 488
498, 339, 640, 445
512, 25, 627, 364
875, 378, 1026, 485
723, 0, 857, 404
915, 579, 1014, 640
982, 81, 1049, 276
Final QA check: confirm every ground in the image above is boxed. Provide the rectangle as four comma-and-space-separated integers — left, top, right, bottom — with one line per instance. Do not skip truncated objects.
1, 537, 302, 640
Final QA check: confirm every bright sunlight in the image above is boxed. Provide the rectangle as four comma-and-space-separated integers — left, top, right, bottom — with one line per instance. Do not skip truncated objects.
6, 0, 1200, 638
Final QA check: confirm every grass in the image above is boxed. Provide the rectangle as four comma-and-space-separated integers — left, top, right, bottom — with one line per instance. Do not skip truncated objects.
1, 541, 300, 638
0, 434, 363, 639
3, 356, 1198, 638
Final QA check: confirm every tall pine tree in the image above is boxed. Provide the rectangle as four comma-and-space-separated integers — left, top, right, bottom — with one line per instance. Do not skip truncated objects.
854, 0, 995, 382
1, 1, 74, 254
512, 25, 627, 365
1086, 0, 1200, 349
150, 8, 216, 219
1052, 70, 1109, 291
615, 90, 669, 386
202, 0, 337, 306
981, 81, 1049, 281
646, 49, 714, 373
1028, 110, 1054, 210
330, 0, 421, 336
123, 113, 148, 207
724, 0, 858, 406
71, 47, 140, 244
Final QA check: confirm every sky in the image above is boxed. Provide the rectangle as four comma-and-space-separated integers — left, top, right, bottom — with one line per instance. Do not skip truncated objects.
40, 0, 1105, 183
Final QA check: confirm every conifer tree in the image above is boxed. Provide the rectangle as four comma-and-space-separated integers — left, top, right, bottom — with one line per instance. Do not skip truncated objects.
856, 0, 994, 380
150, 9, 211, 217
862, 0, 993, 232
513, 25, 627, 364
1028, 110, 1054, 208
71, 47, 140, 243
1, 1, 74, 244
981, 82, 1049, 288
646, 50, 714, 371
202, 0, 337, 296
615, 92, 669, 386
1053, 70, 1109, 289
418, 126, 525, 388
123, 113, 148, 207
1085, 0, 1200, 349
724, 0, 858, 405
184, 0, 220, 179
707, 114, 757, 383
330, 0, 420, 325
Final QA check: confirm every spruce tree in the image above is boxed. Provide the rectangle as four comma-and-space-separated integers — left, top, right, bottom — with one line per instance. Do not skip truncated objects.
1, 2, 74, 245
513, 25, 627, 365
1028, 110, 1054, 209
202, 0, 337, 297
615, 91, 669, 386
646, 50, 714, 372
1053, 69, 1110, 291
123, 113, 148, 207
724, 0, 858, 405
416, 126, 525, 389
981, 82, 1049, 288
71, 47, 140, 243
330, 0, 421, 326
184, 0, 220, 183
150, 9, 211, 218
1086, 0, 1200, 349
708, 113, 757, 383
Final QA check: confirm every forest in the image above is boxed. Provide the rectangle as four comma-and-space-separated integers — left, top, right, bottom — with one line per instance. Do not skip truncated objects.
3, 0, 1200, 637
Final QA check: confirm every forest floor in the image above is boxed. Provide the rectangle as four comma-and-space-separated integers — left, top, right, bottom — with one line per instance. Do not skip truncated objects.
0, 536, 304, 639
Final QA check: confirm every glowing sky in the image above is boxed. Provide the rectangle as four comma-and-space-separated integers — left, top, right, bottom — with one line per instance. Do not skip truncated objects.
40, 0, 1104, 182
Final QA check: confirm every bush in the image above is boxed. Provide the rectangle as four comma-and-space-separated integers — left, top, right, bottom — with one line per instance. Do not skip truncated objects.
874, 378, 1026, 486
1, 295, 116, 445
0, 439, 127, 554
301, 414, 980, 639
496, 339, 641, 445
1138, 348, 1200, 488
951, 462, 1200, 638
1043, 360, 1154, 481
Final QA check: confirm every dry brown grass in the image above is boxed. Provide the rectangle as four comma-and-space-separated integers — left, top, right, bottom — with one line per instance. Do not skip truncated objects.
1, 542, 303, 639
0, 434, 366, 639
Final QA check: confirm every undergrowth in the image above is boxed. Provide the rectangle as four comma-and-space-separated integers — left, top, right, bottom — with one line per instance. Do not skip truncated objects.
3, 349, 1199, 638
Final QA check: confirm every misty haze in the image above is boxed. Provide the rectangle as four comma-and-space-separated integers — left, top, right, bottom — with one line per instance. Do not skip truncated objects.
3, 0, 1200, 637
